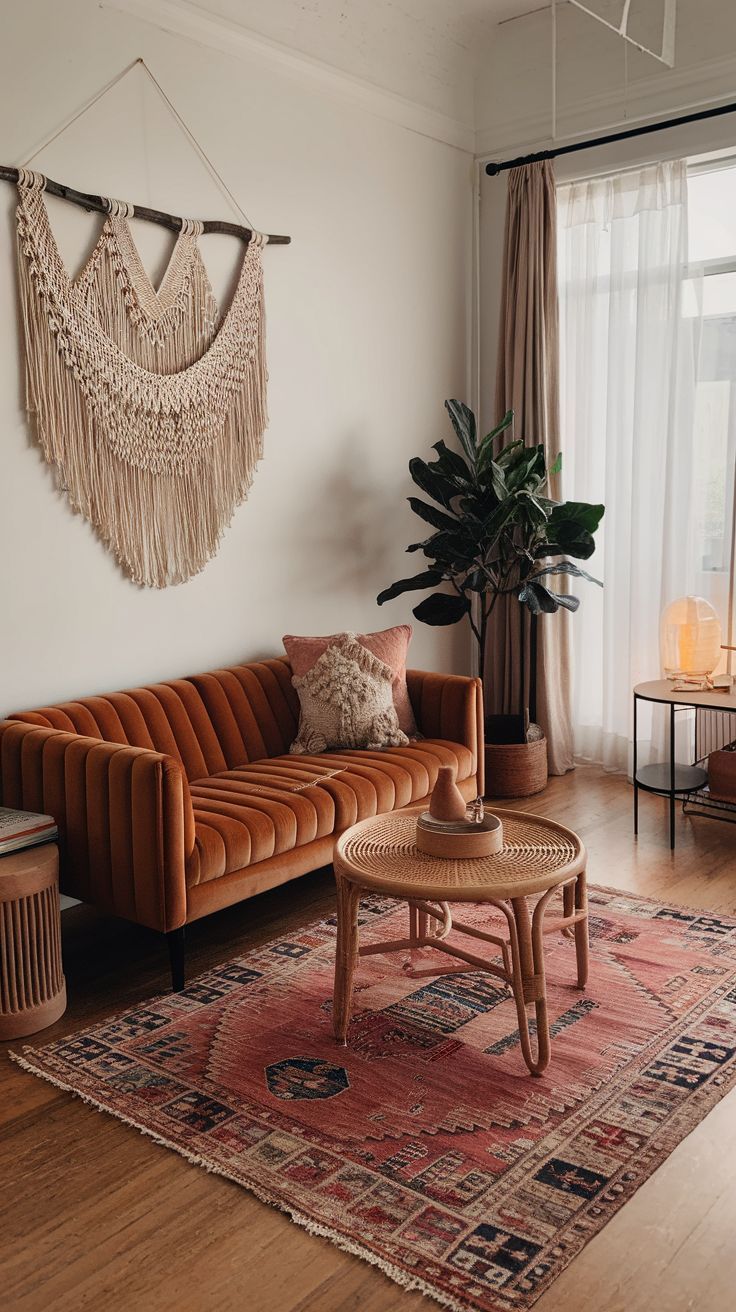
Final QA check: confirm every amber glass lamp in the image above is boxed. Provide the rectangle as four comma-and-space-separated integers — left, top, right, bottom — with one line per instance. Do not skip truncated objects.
661, 596, 722, 685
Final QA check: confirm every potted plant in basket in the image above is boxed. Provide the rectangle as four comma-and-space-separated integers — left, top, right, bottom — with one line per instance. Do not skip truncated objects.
377, 400, 604, 797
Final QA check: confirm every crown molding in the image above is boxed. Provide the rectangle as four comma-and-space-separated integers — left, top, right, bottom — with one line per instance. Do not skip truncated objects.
476, 50, 736, 161
104, 0, 475, 154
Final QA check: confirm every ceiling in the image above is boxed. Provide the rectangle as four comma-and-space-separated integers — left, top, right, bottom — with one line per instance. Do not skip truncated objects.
189, 1, 540, 123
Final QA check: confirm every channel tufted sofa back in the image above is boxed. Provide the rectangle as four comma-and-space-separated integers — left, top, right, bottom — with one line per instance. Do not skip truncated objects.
9, 658, 300, 782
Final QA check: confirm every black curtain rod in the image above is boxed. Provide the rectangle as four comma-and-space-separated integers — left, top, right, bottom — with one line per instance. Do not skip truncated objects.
485, 100, 736, 176
0, 165, 291, 244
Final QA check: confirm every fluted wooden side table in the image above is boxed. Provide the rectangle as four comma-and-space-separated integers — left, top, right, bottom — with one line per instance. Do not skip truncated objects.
0, 843, 66, 1039
333, 807, 588, 1077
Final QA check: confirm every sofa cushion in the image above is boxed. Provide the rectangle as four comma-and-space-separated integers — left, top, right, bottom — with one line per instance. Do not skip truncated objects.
290, 634, 409, 755
187, 739, 474, 885
283, 625, 418, 737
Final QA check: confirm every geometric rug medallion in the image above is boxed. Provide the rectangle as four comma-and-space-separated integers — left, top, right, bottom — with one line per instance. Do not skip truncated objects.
13, 887, 736, 1312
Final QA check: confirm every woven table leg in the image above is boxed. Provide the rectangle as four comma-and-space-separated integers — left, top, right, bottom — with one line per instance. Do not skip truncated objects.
408, 902, 418, 942
416, 904, 429, 941
333, 877, 362, 1045
574, 869, 589, 988
404, 902, 420, 975
562, 881, 575, 938
508, 895, 552, 1078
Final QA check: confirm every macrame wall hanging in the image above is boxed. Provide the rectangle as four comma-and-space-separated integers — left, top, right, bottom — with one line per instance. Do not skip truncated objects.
5, 60, 290, 588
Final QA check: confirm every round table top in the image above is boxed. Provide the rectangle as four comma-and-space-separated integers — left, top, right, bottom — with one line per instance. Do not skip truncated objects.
634, 678, 736, 711
334, 807, 586, 901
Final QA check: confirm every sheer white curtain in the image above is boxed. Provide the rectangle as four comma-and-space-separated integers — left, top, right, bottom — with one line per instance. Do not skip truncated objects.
558, 161, 703, 772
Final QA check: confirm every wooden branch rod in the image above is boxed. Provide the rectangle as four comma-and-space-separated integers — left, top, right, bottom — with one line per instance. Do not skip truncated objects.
0, 165, 290, 244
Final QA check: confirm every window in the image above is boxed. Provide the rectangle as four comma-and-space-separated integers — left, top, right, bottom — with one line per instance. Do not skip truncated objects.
686, 162, 736, 649
557, 156, 736, 771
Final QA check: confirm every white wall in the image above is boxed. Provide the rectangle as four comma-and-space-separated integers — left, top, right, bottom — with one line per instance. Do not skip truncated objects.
0, 0, 473, 715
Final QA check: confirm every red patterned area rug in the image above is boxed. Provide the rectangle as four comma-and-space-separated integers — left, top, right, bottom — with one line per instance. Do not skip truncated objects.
13, 887, 736, 1312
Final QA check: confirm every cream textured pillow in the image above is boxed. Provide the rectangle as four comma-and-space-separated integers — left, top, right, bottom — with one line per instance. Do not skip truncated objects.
290, 633, 410, 755
283, 624, 418, 738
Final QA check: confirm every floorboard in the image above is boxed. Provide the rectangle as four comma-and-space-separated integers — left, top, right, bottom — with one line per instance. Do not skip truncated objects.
2, 766, 735, 1311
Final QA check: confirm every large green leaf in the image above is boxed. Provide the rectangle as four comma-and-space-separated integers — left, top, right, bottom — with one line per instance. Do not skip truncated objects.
548, 501, 605, 534
506, 445, 546, 493
444, 400, 477, 464
464, 568, 489, 593
518, 580, 560, 614
532, 561, 602, 586
406, 534, 437, 554
538, 501, 604, 559
412, 529, 477, 567
481, 498, 521, 548
477, 414, 511, 477
431, 440, 472, 484
455, 493, 495, 525
413, 591, 471, 626
517, 491, 550, 527
479, 443, 525, 499
409, 458, 459, 510
477, 455, 508, 501
495, 439, 526, 468
476, 410, 513, 462
543, 527, 597, 560
377, 569, 445, 605
555, 593, 580, 611
408, 497, 460, 533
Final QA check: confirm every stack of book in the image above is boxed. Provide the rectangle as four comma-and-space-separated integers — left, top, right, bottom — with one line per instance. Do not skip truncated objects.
0, 807, 58, 857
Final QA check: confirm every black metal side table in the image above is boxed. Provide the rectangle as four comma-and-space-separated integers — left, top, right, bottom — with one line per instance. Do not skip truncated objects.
633, 680, 736, 849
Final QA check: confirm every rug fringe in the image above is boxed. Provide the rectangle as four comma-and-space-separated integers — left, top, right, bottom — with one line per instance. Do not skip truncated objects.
8, 1049, 474, 1312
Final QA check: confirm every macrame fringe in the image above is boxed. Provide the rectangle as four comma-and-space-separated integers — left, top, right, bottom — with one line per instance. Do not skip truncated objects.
16, 175, 268, 588
78, 217, 221, 370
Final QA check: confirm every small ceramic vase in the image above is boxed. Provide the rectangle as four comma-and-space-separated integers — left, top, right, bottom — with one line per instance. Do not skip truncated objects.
429, 765, 467, 823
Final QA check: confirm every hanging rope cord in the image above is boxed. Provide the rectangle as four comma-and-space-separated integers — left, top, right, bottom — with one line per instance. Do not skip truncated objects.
22, 57, 251, 226
0, 58, 289, 244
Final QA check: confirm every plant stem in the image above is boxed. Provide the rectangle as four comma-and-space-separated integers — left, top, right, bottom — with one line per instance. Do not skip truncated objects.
452, 578, 481, 644
519, 598, 525, 725
529, 611, 538, 724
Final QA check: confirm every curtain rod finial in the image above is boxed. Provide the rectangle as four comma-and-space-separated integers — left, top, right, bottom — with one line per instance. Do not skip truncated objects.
486, 162, 502, 176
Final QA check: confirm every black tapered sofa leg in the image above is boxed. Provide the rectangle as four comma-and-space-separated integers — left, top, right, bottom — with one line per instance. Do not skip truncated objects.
167, 927, 186, 992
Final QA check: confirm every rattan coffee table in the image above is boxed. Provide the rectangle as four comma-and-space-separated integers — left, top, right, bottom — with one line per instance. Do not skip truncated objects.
332, 807, 588, 1076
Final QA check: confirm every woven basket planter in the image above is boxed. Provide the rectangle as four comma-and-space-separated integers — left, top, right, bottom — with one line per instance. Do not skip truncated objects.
485, 736, 548, 799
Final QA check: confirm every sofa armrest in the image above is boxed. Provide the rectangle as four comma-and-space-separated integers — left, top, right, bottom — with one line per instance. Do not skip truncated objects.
0, 720, 193, 933
406, 670, 485, 795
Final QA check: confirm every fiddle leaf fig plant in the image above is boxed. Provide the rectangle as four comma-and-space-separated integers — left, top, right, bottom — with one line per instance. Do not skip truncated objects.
377, 400, 604, 696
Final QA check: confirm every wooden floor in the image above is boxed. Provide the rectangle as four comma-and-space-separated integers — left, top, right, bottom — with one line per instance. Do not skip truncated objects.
2, 766, 736, 1312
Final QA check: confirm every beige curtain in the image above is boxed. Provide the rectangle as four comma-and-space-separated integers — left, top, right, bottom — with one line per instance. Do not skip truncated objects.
485, 159, 574, 776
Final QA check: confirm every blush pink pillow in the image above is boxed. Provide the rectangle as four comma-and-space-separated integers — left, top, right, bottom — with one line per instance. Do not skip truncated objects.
283, 625, 418, 738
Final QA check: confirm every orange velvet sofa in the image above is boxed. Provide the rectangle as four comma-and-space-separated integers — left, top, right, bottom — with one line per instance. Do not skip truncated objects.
0, 658, 484, 989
